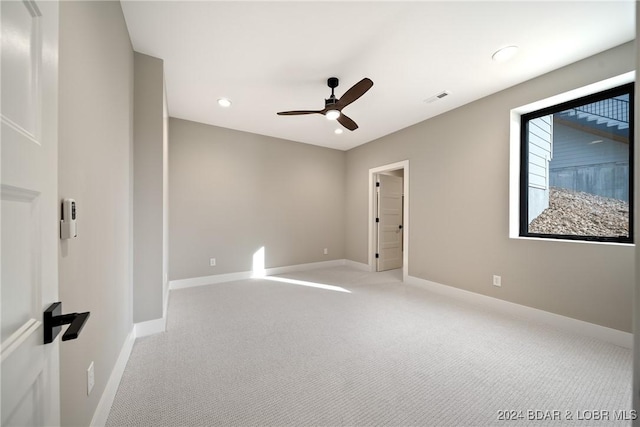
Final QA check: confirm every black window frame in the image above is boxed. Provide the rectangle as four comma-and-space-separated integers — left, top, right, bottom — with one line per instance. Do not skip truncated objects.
519, 83, 635, 244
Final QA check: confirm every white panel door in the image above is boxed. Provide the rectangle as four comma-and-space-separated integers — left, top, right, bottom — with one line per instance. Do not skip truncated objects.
1, 0, 60, 425
376, 174, 403, 272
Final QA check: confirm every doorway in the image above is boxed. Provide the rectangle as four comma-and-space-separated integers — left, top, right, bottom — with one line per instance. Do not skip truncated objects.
368, 161, 409, 281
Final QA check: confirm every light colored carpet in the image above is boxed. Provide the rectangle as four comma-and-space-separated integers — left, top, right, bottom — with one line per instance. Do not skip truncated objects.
106, 266, 632, 426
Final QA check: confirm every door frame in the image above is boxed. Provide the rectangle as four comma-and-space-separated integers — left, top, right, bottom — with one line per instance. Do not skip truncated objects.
368, 160, 409, 281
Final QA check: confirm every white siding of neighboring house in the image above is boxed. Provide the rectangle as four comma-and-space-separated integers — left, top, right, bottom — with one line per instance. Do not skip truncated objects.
550, 122, 629, 201
551, 123, 628, 168
528, 115, 553, 223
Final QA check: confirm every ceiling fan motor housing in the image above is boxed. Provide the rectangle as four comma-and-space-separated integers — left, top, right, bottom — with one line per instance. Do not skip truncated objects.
325, 77, 340, 107
325, 97, 338, 107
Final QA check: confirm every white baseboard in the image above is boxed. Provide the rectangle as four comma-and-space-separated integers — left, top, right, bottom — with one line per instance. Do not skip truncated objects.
90, 329, 136, 427
405, 275, 632, 349
169, 259, 348, 290
163, 285, 170, 319
134, 317, 166, 338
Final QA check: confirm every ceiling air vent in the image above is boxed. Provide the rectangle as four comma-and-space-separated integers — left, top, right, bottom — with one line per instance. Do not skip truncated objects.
424, 90, 451, 104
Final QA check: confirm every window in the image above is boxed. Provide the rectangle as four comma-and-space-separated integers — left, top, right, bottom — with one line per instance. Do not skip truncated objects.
520, 83, 634, 243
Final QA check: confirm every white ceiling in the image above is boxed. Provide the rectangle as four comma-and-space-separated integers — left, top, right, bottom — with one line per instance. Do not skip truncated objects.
121, 1, 635, 151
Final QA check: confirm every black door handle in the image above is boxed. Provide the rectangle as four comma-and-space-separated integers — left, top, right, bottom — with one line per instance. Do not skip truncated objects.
43, 302, 90, 344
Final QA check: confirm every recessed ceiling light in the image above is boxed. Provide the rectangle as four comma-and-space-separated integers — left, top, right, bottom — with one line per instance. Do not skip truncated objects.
326, 110, 340, 120
492, 45, 519, 62
217, 98, 232, 107
334, 128, 343, 135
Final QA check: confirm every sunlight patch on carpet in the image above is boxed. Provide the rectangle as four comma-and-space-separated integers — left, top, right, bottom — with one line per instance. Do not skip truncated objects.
263, 276, 352, 293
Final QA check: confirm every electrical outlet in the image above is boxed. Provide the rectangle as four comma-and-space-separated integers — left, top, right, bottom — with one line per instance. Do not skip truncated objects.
87, 361, 95, 395
323, 248, 328, 255
209, 258, 216, 267
493, 275, 502, 287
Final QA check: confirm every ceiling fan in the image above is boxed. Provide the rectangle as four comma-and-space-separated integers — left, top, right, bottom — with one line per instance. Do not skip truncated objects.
277, 77, 374, 131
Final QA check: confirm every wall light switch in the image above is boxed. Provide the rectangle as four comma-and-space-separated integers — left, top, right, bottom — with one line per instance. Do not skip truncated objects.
493, 275, 502, 287
210, 258, 216, 267
323, 248, 328, 255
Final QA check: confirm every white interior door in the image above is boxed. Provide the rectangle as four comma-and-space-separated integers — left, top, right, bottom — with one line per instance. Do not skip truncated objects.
1, 0, 60, 425
376, 174, 403, 272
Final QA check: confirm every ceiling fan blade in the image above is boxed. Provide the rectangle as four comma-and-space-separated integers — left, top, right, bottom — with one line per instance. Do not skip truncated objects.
335, 78, 373, 109
337, 113, 358, 131
277, 110, 323, 115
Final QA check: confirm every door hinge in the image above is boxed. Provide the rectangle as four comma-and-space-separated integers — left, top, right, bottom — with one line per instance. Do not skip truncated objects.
376, 217, 379, 223
376, 182, 380, 187
375, 253, 379, 259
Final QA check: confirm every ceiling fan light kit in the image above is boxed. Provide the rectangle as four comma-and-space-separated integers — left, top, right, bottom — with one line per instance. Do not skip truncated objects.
277, 77, 374, 131
326, 110, 340, 120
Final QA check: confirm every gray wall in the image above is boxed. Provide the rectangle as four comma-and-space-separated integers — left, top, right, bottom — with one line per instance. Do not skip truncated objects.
133, 53, 168, 323
58, 2, 133, 425
346, 42, 635, 332
169, 118, 345, 280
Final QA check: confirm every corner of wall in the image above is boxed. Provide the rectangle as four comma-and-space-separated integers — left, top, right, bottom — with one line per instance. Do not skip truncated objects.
132, 52, 168, 324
